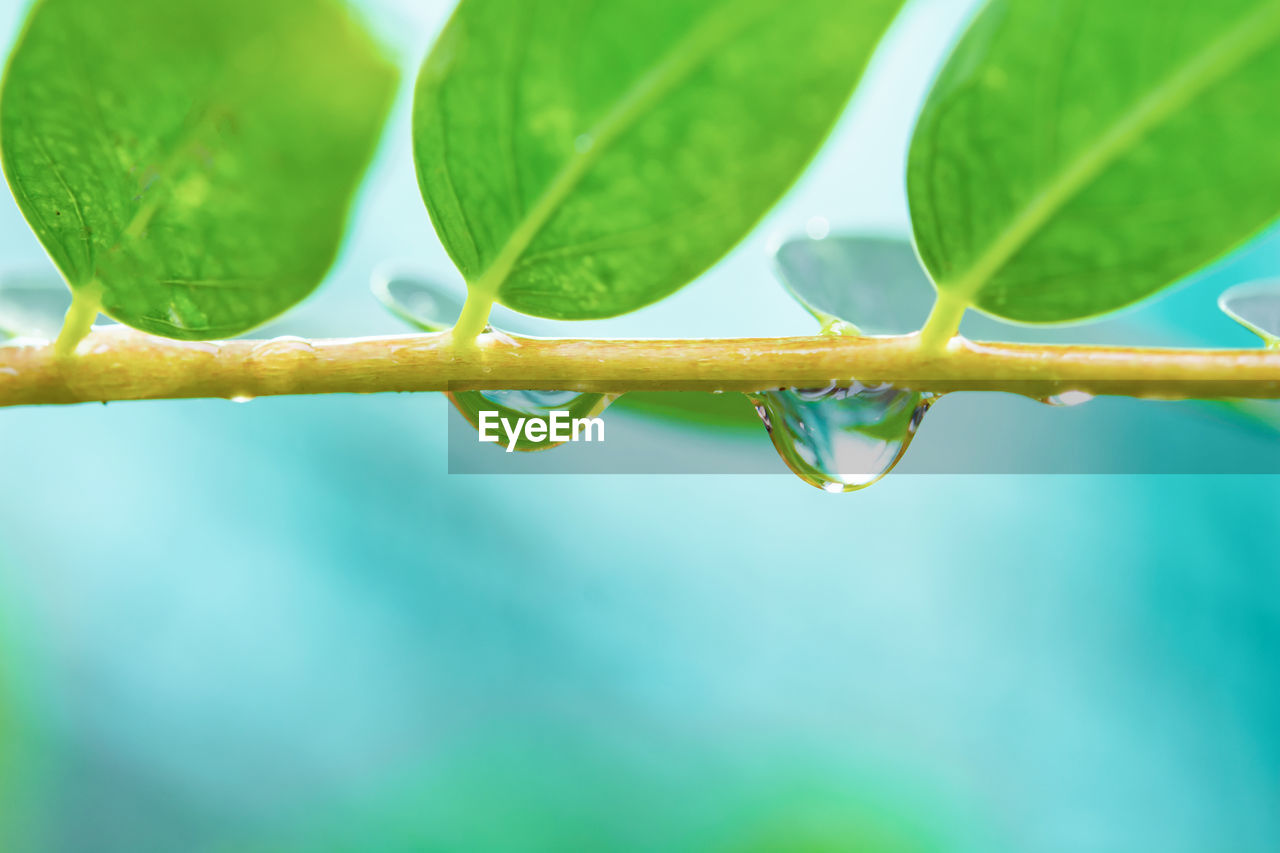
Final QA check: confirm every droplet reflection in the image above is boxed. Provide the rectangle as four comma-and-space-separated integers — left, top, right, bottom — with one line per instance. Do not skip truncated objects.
749, 383, 937, 492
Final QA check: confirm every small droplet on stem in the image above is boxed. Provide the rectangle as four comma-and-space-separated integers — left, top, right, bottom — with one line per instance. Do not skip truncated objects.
1042, 390, 1094, 407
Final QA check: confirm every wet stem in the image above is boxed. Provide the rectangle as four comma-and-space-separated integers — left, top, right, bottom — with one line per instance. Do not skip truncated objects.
3, 325, 1280, 407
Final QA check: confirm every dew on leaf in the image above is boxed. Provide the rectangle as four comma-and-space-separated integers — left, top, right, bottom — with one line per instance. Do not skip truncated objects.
1218, 280, 1280, 347
749, 382, 938, 493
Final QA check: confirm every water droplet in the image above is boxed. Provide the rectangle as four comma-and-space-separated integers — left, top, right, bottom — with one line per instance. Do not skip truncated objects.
184, 340, 222, 356
249, 336, 316, 358
749, 383, 937, 492
1042, 390, 1094, 407
804, 216, 830, 241
478, 326, 520, 348
819, 317, 861, 337
230, 394, 254, 404
452, 389, 616, 452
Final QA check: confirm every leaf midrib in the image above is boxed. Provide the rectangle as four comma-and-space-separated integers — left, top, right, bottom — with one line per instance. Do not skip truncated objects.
942, 0, 1280, 304
467, 0, 772, 301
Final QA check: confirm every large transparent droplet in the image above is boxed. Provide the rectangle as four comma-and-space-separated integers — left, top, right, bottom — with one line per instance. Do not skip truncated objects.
450, 389, 617, 453
749, 383, 937, 492
1219, 280, 1280, 347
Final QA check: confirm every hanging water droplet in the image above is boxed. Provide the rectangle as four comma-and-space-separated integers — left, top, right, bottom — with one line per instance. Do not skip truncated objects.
1042, 390, 1094, 407
230, 394, 254, 404
749, 383, 937, 493
451, 389, 617, 452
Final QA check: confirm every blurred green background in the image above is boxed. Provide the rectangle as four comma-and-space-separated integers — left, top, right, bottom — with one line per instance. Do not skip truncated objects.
2, 0, 1280, 849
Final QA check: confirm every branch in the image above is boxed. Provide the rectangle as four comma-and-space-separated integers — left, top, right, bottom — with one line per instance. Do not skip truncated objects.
2, 326, 1280, 408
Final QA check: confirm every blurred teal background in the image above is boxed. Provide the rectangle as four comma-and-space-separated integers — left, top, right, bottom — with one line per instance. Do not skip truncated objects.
2, 0, 1280, 849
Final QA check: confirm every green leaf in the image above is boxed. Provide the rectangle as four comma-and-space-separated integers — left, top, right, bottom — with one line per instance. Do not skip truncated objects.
0, 0, 397, 341
372, 267, 468, 333
1219, 280, 1280, 346
414, 0, 904, 322
371, 265, 566, 336
0, 272, 72, 340
773, 235, 936, 334
908, 0, 1280, 325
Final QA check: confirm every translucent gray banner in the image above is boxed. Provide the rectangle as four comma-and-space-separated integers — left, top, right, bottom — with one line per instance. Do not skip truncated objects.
446, 385, 1280, 477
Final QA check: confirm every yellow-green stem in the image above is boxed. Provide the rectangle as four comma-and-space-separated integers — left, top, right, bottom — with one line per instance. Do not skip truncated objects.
919, 290, 968, 352
53, 282, 103, 358
451, 289, 495, 344
4, 327, 1280, 408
